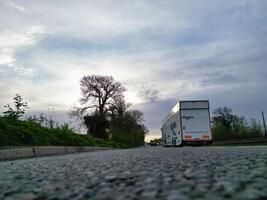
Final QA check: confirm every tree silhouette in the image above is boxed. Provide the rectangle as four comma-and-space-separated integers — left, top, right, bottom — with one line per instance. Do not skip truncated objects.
70, 75, 126, 118
3, 94, 28, 120
69, 75, 126, 138
212, 107, 235, 130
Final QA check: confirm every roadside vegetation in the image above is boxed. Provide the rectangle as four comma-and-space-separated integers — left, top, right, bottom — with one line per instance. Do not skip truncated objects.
0, 116, 123, 147
0, 75, 148, 148
0, 94, 126, 148
212, 107, 266, 141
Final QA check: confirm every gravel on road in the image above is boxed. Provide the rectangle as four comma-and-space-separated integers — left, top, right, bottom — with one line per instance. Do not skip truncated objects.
0, 146, 267, 200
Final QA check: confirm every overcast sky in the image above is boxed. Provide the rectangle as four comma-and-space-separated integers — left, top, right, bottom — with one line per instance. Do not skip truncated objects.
0, 0, 266, 141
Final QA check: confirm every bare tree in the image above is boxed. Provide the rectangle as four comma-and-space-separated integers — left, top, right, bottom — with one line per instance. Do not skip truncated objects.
69, 74, 148, 143
70, 75, 126, 118
124, 110, 145, 125
110, 97, 131, 119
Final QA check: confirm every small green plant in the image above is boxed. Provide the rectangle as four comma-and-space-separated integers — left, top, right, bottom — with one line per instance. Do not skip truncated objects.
3, 94, 28, 120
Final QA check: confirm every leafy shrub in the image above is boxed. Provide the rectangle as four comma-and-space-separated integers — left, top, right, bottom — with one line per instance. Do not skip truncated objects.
0, 116, 121, 147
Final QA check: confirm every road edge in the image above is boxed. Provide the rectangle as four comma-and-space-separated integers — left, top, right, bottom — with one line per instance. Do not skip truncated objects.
0, 146, 113, 161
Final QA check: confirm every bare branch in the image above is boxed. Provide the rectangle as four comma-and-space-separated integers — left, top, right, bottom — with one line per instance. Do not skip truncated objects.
77, 75, 126, 116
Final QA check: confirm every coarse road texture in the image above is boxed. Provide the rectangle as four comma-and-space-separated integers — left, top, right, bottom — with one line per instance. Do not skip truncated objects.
0, 146, 267, 200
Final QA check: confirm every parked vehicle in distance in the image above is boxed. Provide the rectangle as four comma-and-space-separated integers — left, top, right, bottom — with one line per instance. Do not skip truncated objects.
161, 100, 212, 147
148, 142, 159, 146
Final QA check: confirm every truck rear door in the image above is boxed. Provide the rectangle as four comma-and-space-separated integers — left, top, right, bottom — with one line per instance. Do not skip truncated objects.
181, 109, 211, 141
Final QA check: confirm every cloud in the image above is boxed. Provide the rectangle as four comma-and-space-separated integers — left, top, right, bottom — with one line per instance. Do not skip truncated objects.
138, 87, 159, 103
0, 25, 47, 77
6, 0, 30, 14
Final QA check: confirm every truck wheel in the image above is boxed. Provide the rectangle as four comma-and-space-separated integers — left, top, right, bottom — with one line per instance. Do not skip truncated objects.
173, 143, 184, 147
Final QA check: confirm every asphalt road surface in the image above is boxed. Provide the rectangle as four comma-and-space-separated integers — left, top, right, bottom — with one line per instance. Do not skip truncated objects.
1, 146, 267, 200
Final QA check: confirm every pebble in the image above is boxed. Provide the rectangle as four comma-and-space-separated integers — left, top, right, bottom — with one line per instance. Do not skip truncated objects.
237, 188, 266, 200
183, 168, 195, 179
105, 175, 117, 182
17, 192, 37, 200
166, 190, 188, 200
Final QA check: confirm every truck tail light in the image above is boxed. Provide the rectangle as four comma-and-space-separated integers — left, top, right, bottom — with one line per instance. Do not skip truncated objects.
202, 134, 210, 139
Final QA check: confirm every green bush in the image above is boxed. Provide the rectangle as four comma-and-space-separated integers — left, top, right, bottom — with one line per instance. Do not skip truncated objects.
111, 128, 134, 147
0, 117, 121, 147
212, 120, 265, 141
0, 93, 128, 148
111, 127, 145, 148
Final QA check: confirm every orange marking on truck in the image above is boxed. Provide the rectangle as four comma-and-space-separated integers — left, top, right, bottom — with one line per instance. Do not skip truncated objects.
184, 135, 192, 139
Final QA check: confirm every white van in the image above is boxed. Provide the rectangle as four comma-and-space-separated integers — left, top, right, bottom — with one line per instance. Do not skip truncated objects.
161, 100, 212, 146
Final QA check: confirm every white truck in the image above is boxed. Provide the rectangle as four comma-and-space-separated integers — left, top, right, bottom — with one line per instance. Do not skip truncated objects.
161, 100, 212, 146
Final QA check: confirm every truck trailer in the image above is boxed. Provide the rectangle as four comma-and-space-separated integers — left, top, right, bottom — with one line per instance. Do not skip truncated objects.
161, 100, 212, 147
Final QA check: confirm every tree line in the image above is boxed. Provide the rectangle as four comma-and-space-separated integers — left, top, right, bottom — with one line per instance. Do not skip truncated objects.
2, 75, 265, 145
212, 107, 265, 140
